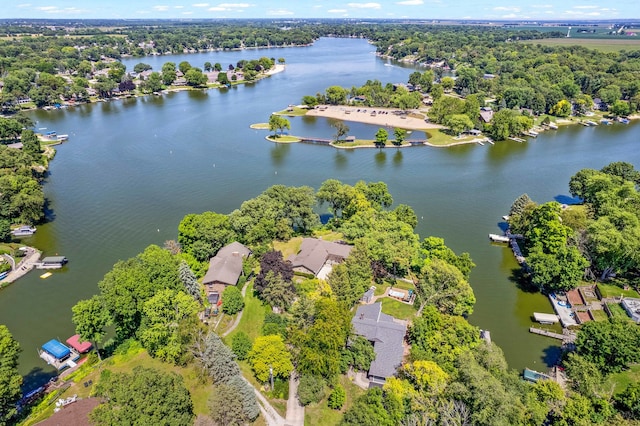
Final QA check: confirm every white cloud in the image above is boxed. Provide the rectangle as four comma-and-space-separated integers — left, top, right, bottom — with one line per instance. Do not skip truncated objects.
574, 5, 599, 9
493, 6, 520, 12
192, 3, 209, 6
531, 4, 553, 8
152, 5, 170, 12
267, 9, 294, 15
182, 11, 194, 14
36, 6, 57, 11
217, 3, 250, 7
396, 0, 423, 5
347, 2, 381, 9
17, 4, 31, 8
328, 9, 348, 13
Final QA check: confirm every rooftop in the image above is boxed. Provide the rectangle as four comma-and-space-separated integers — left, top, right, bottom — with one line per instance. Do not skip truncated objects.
352, 302, 406, 379
289, 238, 352, 276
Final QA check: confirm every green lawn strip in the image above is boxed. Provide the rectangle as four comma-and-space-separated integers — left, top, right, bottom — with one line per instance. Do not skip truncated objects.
266, 135, 301, 143
373, 282, 386, 296
425, 129, 462, 146
250, 123, 270, 129
606, 302, 631, 321
380, 297, 418, 320
275, 106, 308, 116
304, 375, 366, 426
223, 282, 269, 343
601, 365, 640, 395
522, 38, 640, 53
391, 279, 415, 291
273, 237, 304, 260
597, 283, 640, 299
590, 309, 609, 322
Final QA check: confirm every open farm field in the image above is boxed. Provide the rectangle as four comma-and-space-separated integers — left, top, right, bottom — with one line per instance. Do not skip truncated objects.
523, 37, 640, 52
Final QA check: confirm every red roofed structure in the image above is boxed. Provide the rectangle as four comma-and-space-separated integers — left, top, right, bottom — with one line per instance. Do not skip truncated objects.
66, 334, 93, 354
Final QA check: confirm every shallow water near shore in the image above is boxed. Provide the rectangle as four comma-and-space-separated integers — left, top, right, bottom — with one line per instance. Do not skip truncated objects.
1, 37, 640, 390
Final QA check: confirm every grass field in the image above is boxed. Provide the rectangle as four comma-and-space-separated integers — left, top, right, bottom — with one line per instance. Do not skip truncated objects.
602, 364, 640, 395
223, 282, 270, 343
523, 37, 640, 52
606, 303, 631, 320
304, 375, 367, 426
273, 237, 303, 259
590, 309, 609, 322
266, 135, 301, 143
597, 283, 640, 299
380, 297, 417, 320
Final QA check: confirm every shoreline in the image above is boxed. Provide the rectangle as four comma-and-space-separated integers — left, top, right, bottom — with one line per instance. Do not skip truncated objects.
0, 246, 41, 288
306, 105, 443, 131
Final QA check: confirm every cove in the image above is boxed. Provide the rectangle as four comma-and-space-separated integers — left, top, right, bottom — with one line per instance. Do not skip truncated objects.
1, 37, 639, 389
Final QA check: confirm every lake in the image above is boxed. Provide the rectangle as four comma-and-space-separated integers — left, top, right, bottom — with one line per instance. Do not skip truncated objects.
1, 37, 639, 389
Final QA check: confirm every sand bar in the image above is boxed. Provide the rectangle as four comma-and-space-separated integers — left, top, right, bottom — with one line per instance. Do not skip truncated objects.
305, 105, 444, 131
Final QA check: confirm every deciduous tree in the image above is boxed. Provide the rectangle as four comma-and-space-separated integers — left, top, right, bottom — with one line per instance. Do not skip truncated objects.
0, 325, 21, 425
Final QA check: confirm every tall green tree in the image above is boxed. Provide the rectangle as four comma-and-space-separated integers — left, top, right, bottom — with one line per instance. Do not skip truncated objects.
268, 114, 291, 136
91, 367, 194, 426
72, 295, 109, 361
0, 325, 21, 425
374, 128, 388, 148
249, 334, 293, 383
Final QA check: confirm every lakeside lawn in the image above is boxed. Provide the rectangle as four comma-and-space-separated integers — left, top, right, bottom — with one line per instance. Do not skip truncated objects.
266, 135, 302, 143
304, 375, 367, 426
602, 364, 640, 395
250, 122, 270, 129
380, 297, 417, 321
597, 283, 640, 299
606, 302, 632, 321
275, 106, 308, 116
273, 237, 303, 259
522, 37, 640, 53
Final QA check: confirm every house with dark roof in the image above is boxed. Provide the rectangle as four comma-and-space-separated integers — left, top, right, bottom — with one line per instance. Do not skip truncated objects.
202, 241, 251, 297
289, 238, 353, 279
479, 107, 494, 123
351, 302, 407, 387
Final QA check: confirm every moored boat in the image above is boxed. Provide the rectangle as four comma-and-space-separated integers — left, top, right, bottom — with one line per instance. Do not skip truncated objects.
11, 226, 36, 237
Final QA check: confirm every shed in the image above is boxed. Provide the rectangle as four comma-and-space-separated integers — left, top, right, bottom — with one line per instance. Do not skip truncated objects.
42, 339, 71, 360
361, 288, 374, 304
66, 334, 93, 353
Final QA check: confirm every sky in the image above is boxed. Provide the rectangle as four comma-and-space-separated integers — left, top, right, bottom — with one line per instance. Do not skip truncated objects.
2, 1, 639, 21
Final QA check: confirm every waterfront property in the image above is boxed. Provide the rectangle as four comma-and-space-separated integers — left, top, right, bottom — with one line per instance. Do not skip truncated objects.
202, 241, 251, 298
289, 238, 353, 279
39, 339, 79, 370
351, 302, 407, 388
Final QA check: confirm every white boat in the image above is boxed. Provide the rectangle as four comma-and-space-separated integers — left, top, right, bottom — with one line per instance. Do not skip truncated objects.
57, 134, 69, 141
11, 226, 36, 237
489, 233, 510, 243
548, 123, 558, 129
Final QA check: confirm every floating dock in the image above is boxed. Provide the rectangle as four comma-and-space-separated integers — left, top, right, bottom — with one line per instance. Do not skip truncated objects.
533, 312, 560, 324
523, 368, 551, 382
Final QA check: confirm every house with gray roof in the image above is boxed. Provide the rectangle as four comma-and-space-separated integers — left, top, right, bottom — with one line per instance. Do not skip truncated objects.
202, 241, 251, 296
351, 302, 407, 387
289, 238, 352, 279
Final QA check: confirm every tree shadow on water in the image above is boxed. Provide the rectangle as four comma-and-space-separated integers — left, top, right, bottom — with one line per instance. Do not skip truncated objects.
21, 366, 57, 393
541, 345, 562, 367
509, 268, 539, 293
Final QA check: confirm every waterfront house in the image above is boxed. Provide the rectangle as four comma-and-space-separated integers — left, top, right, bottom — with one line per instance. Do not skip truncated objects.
351, 302, 407, 387
289, 238, 352, 279
202, 241, 251, 296
479, 107, 494, 123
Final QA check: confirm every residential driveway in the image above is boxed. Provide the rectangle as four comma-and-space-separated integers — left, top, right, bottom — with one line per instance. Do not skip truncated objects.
285, 372, 304, 426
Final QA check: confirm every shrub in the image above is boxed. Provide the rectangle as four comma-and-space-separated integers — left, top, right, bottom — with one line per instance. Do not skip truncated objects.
231, 332, 252, 361
297, 374, 326, 406
222, 286, 244, 315
328, 385, 346, 409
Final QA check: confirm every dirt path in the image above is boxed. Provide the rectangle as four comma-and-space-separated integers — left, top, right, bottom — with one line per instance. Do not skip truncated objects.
285, 372, 304, 426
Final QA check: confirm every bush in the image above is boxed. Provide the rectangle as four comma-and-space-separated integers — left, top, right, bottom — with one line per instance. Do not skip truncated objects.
262, 312, 287, 337
328, 385, 346, 409
222, 286, 244, 315
297, 374, 326, 406
231, 332, 252, 361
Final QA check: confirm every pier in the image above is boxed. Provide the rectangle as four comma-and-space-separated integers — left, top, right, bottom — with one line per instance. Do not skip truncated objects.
529, 327, 576, 343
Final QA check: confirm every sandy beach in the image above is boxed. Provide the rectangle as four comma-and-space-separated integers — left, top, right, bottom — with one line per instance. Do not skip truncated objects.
306, 105, 444, 131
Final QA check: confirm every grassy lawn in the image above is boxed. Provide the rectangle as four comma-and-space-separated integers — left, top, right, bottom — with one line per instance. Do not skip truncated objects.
601, 365, 640, 395
597, 283, 640, 299
250, 122, 270, 129
425, 129, 472, 146
380, 297, 417, 320
590, 309, 609, 322
522, 37, 640, 53
224, 282, 269, 343
606, 303, 631, 321
373, 282, 386, 296
391, 279, 415, 292
266, 135, 301, 143
313, 229, 344, 242
273, 237, 303, 260
276, 106, 308, 116
304, 375, 367, 426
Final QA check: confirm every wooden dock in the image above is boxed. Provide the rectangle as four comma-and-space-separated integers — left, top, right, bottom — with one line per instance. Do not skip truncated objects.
300, 137, 332, 145
529, 327, 576, 343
